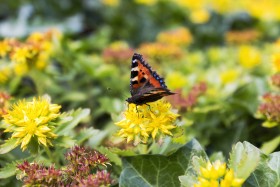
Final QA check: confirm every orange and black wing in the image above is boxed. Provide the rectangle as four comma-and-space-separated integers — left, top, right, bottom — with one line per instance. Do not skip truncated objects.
130, 53, 168, 94
127, 53, 174, 105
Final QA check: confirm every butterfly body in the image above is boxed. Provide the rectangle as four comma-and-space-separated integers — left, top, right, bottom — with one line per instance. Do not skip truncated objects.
126, 53, 174, 105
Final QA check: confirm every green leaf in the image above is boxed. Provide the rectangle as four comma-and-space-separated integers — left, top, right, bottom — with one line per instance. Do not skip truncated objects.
54, 136, 76, 148
0, 139, 18, 154
119, 139, 206, 187
0, 160, 19, 179
244, 152, 280, 187
179, 175, 197, 187
229, 141, 260, 180
97, 147, 122, 166
75, 128, 100, 144
109, 147, 136, 157
209, 152, 225, 162
28, 137, 39, 155
261, 135, 280, 154
55, 108, 90, 135
262, 121, 279, 128
229, 78, 268, 114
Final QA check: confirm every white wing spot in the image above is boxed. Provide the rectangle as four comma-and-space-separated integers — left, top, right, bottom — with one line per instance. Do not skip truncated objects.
131, 67, 139, 71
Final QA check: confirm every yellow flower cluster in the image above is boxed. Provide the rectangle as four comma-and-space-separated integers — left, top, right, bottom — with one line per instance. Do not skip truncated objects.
194, 160, 244, 187
173, 0, 280, 21
115, 100, 179, 145
157, 27, 193, 47
139, 27, 193, 60
272, 54, 280, 72
3, 97, 61, 151
238, 45, 261, 69
189, 9, 210, 24
0, 66, 12, 84
0, 39, 11, 57
225, 30, 260, 44
102, 41, 133, 64
220, 69, 239, 84
0, 29, 61, 77
139, 42, 183, 60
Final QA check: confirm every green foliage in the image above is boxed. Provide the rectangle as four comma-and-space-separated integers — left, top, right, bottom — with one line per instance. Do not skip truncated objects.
0, 1, 280, 186
119, 139, 206, 187
245, 152, 280, 187
229, 142, 260, 179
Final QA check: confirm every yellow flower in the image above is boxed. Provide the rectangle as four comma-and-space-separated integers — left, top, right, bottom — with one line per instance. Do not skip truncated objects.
165, 72, 187, 90
272, 54, 280, 72
239, 45, 261, 69
200, 161, 226, 180
101, 0, 119, 6
190, 9, 210, 24
139, 42, 183, 60
195, 160, 244, 187
225, 29, 260, 44
13, 62, 29, 76
220, 169, 244, 187
273, 38, 280, 52
115, 100, 179, 145
174, 0, 202, 9
11, 46, 34, 64
34, 53, 48, 70
102, 41, 133, 64
109, 41, 130, 50
0, 39, 11, 57
207, 47, 222, 63
27, 32, 44, 43
3, 97, 61, 151
157, 27, 193, 46
220, 69, 239, 84
0, 66, 12, 84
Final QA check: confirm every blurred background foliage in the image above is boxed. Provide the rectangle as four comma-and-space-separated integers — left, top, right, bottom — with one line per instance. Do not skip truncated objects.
1, 0, 280, 173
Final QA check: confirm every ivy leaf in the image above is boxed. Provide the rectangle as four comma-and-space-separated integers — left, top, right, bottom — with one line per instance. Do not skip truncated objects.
119, 139, 206, 187
229, 141, 260, 180
0, 139, 18, 154
244, 152, 280, 187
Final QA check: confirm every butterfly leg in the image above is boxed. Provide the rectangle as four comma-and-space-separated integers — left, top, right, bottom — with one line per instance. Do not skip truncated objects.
127, 103, 130, 110
135, 105, 140, 118
145, 103, 156, 115
145, 103, 151, 110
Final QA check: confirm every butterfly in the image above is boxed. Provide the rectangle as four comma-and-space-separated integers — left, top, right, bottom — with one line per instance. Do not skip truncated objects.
126, 53, 175, 105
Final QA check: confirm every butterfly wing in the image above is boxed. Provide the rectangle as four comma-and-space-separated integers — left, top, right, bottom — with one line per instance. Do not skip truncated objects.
127, 53, 175, 105
127, 87, 174, 105
130, 53, 168, 94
